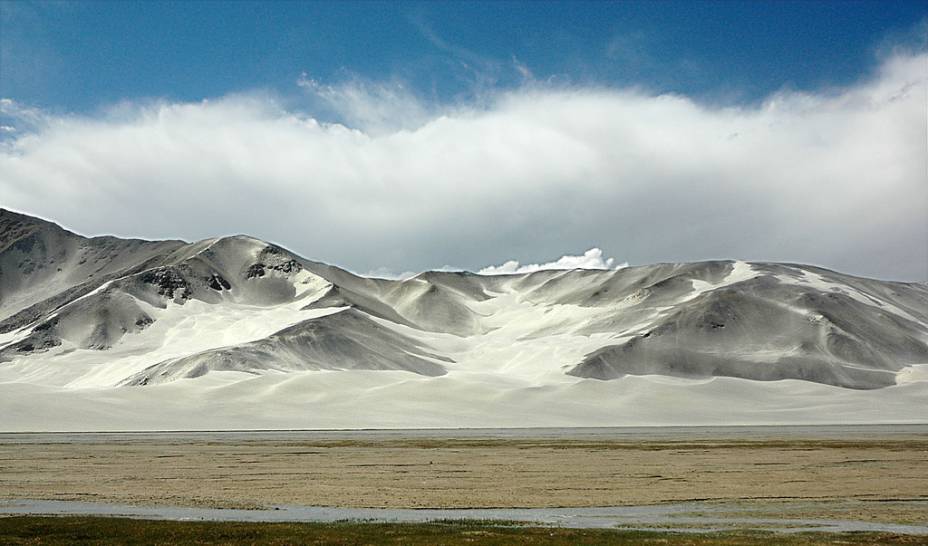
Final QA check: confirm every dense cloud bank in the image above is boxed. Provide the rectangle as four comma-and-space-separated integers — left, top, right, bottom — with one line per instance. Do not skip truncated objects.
1, 53, 925, 280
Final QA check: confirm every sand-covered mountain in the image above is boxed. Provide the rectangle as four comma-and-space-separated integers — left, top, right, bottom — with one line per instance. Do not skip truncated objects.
2, 208, 928, 391
1, 209, 927, 430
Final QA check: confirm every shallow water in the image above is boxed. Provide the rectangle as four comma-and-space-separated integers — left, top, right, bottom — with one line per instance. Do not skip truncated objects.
2, 499, 927, 534
2, 423, 926, 444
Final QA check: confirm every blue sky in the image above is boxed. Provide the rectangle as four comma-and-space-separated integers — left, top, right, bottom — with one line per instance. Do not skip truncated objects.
3, 1, 925, 114
1, 2, 926, 281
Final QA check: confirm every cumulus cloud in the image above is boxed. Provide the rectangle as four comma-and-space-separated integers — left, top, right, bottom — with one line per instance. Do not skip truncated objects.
478, 248, 625, 275
1, 52, 926, 281
369, 248, 623, 277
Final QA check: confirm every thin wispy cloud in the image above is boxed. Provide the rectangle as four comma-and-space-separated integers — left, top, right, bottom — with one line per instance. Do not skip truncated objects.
0, 52, 925, 281
511, 56, 534, 82
0, 98, 51, 137
297, 73, 434, 134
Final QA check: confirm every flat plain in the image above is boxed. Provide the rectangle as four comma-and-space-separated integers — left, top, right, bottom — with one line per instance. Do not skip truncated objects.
1, 427, 927, 529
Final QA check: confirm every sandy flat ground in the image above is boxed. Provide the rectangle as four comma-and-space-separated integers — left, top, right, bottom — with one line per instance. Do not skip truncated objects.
2, 431, 927, 525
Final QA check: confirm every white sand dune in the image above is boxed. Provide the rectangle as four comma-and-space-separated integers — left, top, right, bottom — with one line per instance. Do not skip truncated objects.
1, 373, 927, 432
1, 208, 927, 431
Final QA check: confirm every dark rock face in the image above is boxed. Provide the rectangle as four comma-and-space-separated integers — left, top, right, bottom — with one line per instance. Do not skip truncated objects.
245, 263, 266, 278
139, 268, 190, 299
245, 246, 304, 279
207, 274, 231, 291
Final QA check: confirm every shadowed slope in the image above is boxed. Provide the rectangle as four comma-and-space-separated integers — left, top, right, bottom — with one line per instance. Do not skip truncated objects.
568, 273, 928, 389
122, 308, 449, 385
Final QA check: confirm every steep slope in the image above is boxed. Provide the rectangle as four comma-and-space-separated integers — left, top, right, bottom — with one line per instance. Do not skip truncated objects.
0, 229, 333, 362
0, 209, 185, 332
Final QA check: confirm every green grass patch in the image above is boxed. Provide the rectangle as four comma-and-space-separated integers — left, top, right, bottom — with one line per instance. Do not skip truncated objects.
0, 516, 925, 545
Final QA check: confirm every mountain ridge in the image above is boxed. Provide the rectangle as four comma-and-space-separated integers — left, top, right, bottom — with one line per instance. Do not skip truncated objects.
2, 208, 927, 400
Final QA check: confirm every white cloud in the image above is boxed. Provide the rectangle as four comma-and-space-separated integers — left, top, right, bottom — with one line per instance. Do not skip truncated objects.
478, 248, 625, 275
1, 52, 925, 281
365, 249, 622, 278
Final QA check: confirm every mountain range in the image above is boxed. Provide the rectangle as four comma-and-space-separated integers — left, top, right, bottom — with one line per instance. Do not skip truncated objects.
1, 208, 926, 430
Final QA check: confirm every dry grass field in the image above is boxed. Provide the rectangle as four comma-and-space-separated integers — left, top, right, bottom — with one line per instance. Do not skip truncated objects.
2, 433, 927, 526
